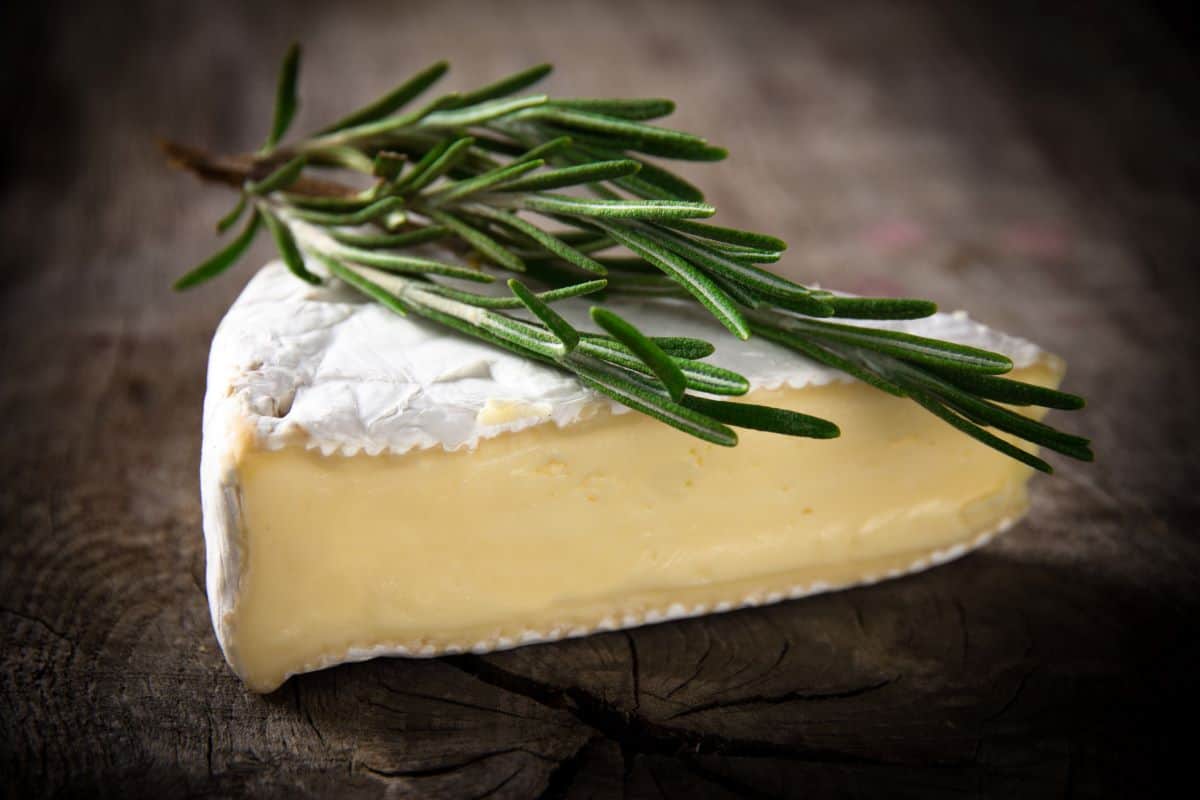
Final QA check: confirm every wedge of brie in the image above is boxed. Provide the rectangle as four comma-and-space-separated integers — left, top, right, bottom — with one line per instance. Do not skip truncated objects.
201, 262, 1061, 692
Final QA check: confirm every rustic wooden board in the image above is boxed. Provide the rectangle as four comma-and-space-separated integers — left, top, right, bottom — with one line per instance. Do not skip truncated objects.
3, 1, 1198, 797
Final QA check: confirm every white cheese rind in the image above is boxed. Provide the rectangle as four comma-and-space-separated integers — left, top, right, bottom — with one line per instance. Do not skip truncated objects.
200, 261, 1046, 681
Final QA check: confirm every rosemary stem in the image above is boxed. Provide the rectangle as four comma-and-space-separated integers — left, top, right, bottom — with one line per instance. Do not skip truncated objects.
160, 138, 359, 198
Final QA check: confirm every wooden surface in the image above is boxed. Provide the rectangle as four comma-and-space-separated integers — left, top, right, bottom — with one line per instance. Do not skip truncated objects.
3, 1, 1198, 797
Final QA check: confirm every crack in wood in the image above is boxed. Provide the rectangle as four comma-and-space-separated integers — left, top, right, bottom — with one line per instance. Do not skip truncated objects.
377, 680, 575, 727
535, 736, 596, 800
471, 765, 524, 800
292, 680, 327, 748
444, 655, 906, 767
1, 607, 77, 652
984, 666, 1036, 725
624, 631, 641, 715
712, 640, 790, 701
853, 600, 868, 637
667, 676, 896, 720
664, 630, 712, 699
360, 747, 550, 780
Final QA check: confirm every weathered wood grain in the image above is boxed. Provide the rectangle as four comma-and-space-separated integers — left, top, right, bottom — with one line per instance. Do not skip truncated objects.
2, 0, 1198, 797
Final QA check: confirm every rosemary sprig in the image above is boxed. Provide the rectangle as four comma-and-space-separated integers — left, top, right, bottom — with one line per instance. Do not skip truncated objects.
167, 45, 1091, 470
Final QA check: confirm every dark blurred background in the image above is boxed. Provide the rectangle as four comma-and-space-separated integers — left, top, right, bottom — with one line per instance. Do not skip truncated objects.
2, 1, 1198, 797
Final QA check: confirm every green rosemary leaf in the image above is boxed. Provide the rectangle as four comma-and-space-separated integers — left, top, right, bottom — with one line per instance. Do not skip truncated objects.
724, 252, 783, 266
550, 98, 676, 121
589, 256, 658, 273
515, 193, 715, 220
509, 279, 580, 352
645, 337, 715, 359
531, 121, 728, 162
388, 139, 451, 192
398, 136, 475, 193
927, 368, 1087, 410
891, 362, 1093, 459
578, 338, 748, 395
451, 63, 553, 108
290, 196, 406, 226
669, 360, 753, 395
319, 60, 449, 134
248, 156, 307, 195
753, 325, 909, 397
947, 393, 1091, 459
617, 159, 705, 202
455, 209, 528, 245
318, 92, 464, 145
497, 160, 642, 193
777, 317, 1014, 374
476, 312, 565, 359
681, 396, 841, 439
279, 192, 374, 212
568, 356, 738, 446
519, 108, 725, 161
421, 95, 549, 128
641, 224, 831, 314
425, 159, 544, 205
329, 225, 450, 249
418, 303, 557, 365
337, 245, 493, 282
764, 290, 839, 317
590, 307, 687, 400
322, 256, 411, 316
215, 194, 248, 234
518, 107, 703, 145
406, 283, 513, 309
418, 278, 606, 309
328, 264, 557, 367
824, 296, 938, 320
597, 222, 750, 339
606, 171, 687, 201
373, 151, 407, 180
566, 143, 705, 201
709, 271, 766, 308
579, 334, 715, 359
262, 43, 300, 151
467, 205, 607, 274
305, 146, 376, 174
659, 219, 787, 252
261, 208, 320, 284
553, 230, 612, 250
911, 393, 1053, 473
427, 208, 525, 271
468, 133, 528, 158
512, 135, 574, 164
710, 244, 782, 264
532, 279, 609, 303
586, 182, 624, 200
600, 274, 687, 296
176, 210, 261, 289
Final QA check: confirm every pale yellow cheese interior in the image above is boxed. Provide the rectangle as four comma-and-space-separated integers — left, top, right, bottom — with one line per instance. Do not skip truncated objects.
229, 361, 1060, 691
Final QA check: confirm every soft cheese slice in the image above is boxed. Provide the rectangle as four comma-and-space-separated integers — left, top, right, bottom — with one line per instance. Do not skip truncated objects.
202, 263, 1062, 692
